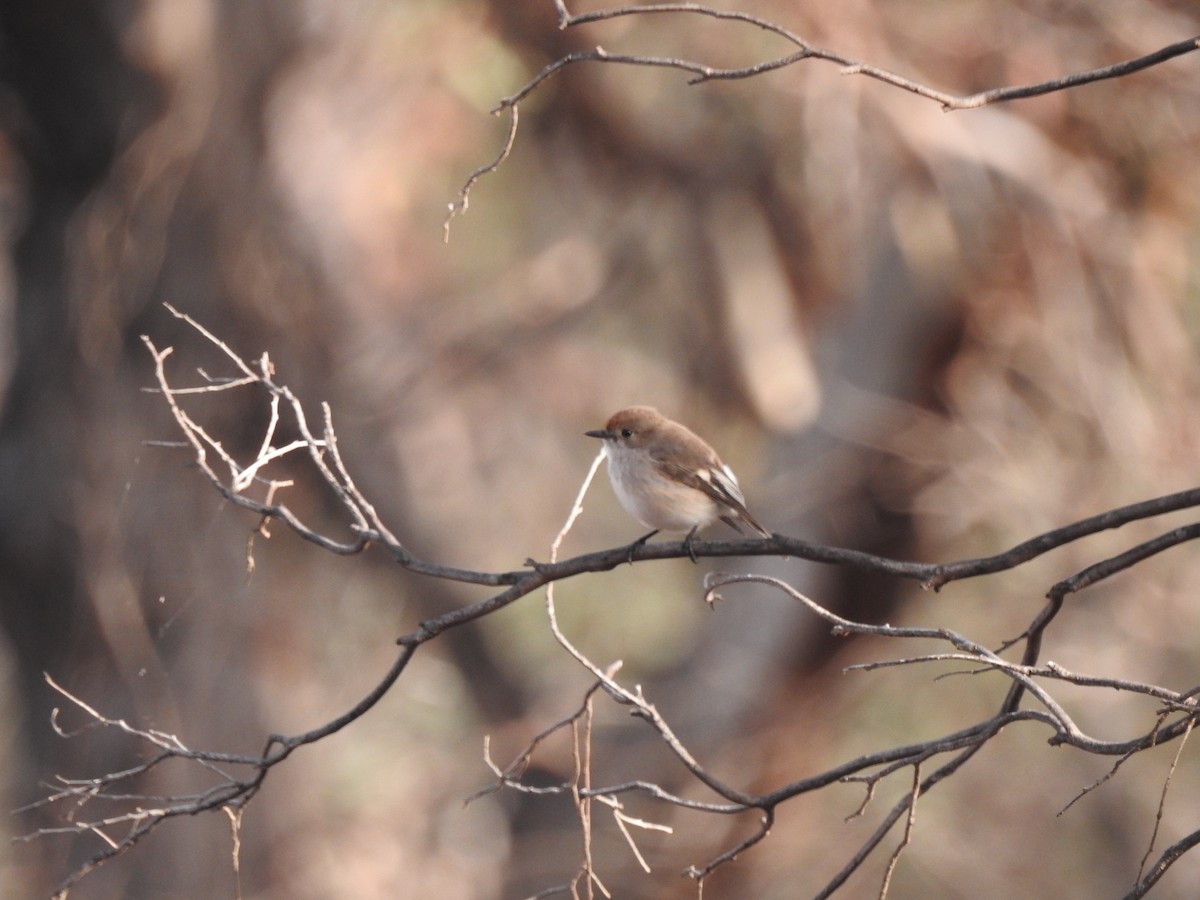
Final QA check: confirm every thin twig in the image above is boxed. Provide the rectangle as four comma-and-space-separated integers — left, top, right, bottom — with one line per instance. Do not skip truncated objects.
1137, 710, 1197, 882
444, 105, 518, 241
878, 763, 921, 899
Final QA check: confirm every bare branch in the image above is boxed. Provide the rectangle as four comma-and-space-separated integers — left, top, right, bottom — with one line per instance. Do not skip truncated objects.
878, 763, 921, 900
139, 307, 1200, 650
444, 104, 518, 241
451, 3, 1200, 219
1137, 713, 1198, 883
1048, 523, 1200, 600
683, 809, 774, 882
23, 642, 415, 895
34, 307, 1200, 894
550, 5, 1200, 107
1125, 826, 1200, 900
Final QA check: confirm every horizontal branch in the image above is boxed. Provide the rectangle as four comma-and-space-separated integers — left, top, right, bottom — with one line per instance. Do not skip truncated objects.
550, 4, 1200, 109
399, 486, 1200, 643
116, 306, 1200, 897
145, 312, 1200, 639
1048, 522, 1200, 600
446, 3, 1200, 234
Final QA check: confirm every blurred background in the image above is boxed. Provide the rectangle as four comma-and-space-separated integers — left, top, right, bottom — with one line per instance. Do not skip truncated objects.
2, 0, 1200, 897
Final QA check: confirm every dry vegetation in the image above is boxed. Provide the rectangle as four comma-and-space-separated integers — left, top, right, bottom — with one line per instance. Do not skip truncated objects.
2, 1, 1200, 898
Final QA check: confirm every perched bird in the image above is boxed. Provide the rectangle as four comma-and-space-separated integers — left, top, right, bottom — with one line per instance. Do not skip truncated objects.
586, 406, 770, 560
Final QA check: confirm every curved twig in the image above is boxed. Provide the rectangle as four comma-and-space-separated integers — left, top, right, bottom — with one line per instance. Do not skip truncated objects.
445, 3, 1200, 235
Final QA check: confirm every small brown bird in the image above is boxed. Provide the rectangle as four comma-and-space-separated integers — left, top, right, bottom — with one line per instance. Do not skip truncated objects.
586, 406, 770, 560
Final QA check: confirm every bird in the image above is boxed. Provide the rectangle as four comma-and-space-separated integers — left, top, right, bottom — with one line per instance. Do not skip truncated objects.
585, 406, 770, 561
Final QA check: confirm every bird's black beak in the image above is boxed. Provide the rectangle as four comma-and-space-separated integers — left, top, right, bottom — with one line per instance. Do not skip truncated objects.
585, 428, 613, 440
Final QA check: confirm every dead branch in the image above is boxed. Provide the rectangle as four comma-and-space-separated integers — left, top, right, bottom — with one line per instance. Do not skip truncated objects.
22, 307, 1200, 895
446, 2, 1200, 234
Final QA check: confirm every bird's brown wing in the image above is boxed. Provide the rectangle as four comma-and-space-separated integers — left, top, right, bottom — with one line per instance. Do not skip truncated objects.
660, 459, 771, 538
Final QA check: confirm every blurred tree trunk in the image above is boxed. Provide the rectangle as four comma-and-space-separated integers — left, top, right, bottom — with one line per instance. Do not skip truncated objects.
0, 0, 154, 758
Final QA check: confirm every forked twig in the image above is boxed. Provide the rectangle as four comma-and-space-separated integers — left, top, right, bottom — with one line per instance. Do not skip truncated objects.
446, 3, 1200, 232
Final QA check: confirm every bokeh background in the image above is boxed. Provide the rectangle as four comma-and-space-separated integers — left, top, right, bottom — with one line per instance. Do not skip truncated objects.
2, 1, 1200, 897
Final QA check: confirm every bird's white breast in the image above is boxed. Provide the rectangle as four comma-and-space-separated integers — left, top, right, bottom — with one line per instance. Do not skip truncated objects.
602, 443, 721, 532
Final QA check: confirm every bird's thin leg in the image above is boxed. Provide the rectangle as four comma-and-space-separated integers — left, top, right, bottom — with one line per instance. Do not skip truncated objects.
682, 526, 699, 564
625, 529, 659, 564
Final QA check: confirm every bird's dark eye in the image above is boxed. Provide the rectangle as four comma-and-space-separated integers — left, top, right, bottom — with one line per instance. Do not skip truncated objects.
621, 428, 634, 438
